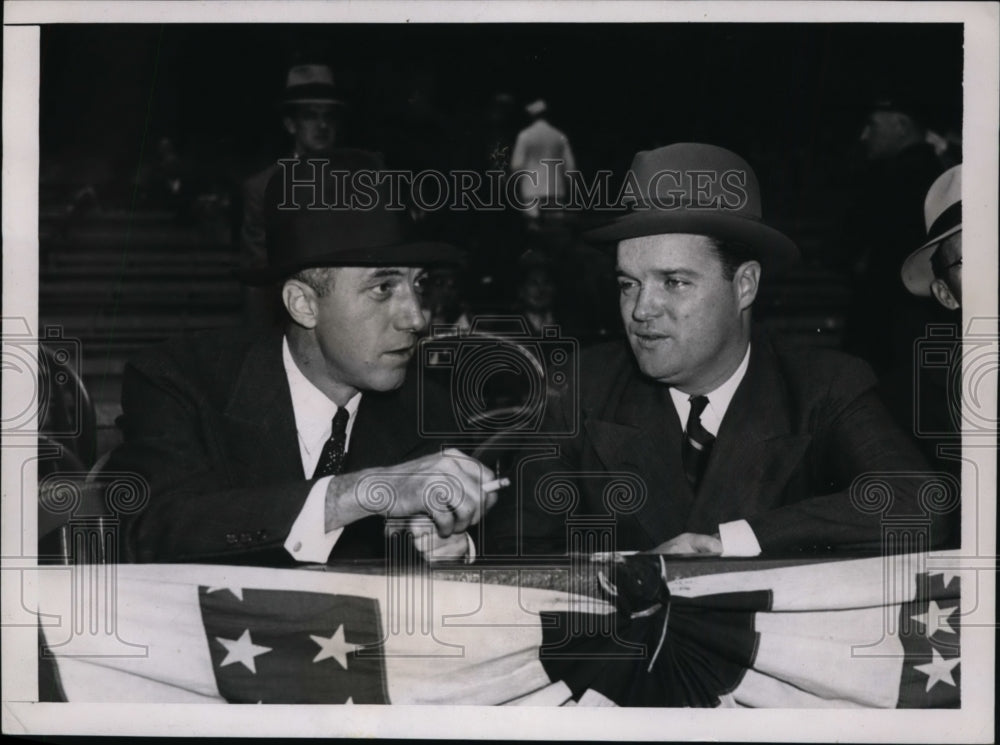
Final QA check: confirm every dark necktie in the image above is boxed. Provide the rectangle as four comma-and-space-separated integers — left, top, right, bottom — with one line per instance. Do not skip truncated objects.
681, 395, 715, 491
313, 408, 351, 478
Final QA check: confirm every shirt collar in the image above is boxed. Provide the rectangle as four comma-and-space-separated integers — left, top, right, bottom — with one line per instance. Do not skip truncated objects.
669, 343, 751, 436
282, 336, 361, 454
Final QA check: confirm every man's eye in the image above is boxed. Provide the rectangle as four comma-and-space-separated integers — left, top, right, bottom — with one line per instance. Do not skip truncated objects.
617, 279, 638, 293
370, 282, 395, 299
665, 278, 689, 289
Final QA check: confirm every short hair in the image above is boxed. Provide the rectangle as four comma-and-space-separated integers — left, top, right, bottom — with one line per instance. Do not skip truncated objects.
288, 267, 337, 297
706, 237, 758, 281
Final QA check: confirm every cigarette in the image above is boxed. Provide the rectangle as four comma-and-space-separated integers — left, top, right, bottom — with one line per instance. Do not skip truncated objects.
482, 477, 511, 492
591, 550, 638, 562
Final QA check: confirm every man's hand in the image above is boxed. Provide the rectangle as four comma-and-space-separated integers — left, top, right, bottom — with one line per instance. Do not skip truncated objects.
324, 449, 498, 538
403, 516, 471, 563
648, 532, 722, 556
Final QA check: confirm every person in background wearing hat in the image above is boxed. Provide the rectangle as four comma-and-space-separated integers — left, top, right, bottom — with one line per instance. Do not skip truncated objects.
487, 143, 948, 558
509, 99, 576, 227
879, 165, 963, 510
841, 94, 947, 376
110, 154, 497, 566
240, 64, 350, 326
901, 165, 963, 312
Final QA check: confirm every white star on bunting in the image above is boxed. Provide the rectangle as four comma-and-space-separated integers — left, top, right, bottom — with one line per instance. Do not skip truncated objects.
310, 625, 359, 669
911, 600, 957, 637
913, 648, 960, 692
216, 629, 272, 674
207, 586, 244, 601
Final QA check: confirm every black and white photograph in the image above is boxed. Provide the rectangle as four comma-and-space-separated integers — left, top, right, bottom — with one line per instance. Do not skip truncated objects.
1, 1, 996, 740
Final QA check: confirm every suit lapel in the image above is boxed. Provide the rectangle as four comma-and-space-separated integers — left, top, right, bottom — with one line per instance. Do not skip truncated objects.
686, 338, 811, 531
585, 371, 696, 547
218, 334, 428, 562
344, 379, 427, 472
223, 332, 303, 482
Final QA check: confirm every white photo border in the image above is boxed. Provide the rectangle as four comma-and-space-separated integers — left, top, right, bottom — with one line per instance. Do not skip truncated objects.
2, 1, 996, 741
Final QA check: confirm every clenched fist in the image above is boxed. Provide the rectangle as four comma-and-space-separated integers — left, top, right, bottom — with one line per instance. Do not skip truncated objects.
324, 448, 499, 539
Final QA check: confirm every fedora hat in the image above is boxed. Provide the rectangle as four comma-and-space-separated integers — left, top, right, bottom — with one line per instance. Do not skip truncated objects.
584, 143, 799, 274
901, 164, 962, 297
281, 64, 347, 107
239, 149, 463, 285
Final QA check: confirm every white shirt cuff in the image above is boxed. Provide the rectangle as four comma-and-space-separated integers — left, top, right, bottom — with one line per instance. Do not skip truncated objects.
284, 476, 344, 563
718, 520, 762, 557
464, 533, 476, 564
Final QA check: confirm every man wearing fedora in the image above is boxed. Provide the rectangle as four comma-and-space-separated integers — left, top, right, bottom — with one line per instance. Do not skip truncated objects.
240, 64, 351, 326
111, 153, 497, 565
490, 143, 947, 557
879, 165, 963, 499
901, 164, 962, 311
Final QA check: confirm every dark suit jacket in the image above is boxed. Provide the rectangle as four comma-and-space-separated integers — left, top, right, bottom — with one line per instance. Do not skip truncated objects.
487, 331, 951, 556
109, 328, 452, 565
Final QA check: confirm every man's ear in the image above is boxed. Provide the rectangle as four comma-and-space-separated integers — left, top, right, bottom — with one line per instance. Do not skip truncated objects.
282, 280, 319, 328
282, 116, 297, 137
930, 278, 960, 311
734, 260, 761, 311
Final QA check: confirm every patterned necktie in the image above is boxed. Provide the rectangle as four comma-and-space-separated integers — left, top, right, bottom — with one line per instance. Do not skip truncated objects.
681, 395, 715, 491
313, 408, 351, 478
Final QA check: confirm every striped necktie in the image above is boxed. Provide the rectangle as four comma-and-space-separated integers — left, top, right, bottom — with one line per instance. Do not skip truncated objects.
681, 395, 714, 491
313, 408, 351, 478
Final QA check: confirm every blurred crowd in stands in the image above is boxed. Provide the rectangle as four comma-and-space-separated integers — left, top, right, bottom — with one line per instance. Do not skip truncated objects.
37, 38, 966, 475
42, 59, 962, 357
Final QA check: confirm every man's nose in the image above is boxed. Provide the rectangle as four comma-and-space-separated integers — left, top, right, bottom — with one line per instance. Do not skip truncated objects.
396, 285, 429, 332
630, 286, 664, 322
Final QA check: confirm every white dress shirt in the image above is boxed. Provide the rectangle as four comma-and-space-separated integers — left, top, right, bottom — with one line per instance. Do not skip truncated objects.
280, 337, 475, 563
667, 343, 762, 557
282, 337, 361, 563
510, 119, 577, 217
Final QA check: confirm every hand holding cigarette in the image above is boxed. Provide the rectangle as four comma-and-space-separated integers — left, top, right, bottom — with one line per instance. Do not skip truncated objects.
482, 477, 510, 493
